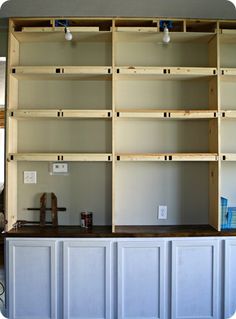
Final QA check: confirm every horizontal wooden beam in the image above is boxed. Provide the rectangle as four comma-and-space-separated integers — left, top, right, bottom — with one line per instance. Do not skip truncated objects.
221, 110, 236, 118
9, 109, 112, 119
8, 153, 112, 162
116, 67, 217, 80
117, 109, 217, 119
221, 154, 236, 161
116, 153, 218, 161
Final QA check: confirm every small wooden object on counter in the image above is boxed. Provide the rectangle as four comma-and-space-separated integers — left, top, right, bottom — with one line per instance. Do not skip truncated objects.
25, 192, 66, 227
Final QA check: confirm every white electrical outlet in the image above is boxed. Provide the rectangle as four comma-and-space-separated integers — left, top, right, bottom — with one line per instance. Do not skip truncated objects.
158, 205, 167, 219
24, 171, 37, 184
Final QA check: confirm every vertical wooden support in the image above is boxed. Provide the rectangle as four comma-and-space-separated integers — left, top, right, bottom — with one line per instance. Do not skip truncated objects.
209, 31, 220, 231
216, 26, 222, 232
112, 19, 116, 232
5, 20, 19, 231
209, 162, 220, 230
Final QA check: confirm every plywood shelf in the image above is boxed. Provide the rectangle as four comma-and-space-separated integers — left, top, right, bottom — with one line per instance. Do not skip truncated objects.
8, 153, 112, 162
9, 109, 112, 119
10, 66, 112, 80
116, 109, 217, 119
116, 67, 217, 79
221, 110, 236, 118
221, 68, 236, 76
116, 153, 218, 162
221, 154, 236, 161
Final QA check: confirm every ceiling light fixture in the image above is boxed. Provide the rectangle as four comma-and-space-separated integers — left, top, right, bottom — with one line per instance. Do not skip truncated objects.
160, 20, 172, 44
162, 25, 170, 44
55, 20, 73, 41
64, 27, 73, 41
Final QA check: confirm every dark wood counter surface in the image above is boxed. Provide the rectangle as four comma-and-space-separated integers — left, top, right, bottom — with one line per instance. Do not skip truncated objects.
3, 225, 236, 238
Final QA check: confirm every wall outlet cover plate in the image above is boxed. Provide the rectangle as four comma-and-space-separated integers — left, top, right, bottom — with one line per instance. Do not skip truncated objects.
23, 171, 37, 184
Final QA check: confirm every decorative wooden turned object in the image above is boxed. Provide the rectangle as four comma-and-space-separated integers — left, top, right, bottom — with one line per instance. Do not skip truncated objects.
19, 192, 67, 227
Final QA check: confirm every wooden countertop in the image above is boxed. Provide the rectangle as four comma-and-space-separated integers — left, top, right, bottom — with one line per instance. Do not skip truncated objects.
3, 225, 236, 238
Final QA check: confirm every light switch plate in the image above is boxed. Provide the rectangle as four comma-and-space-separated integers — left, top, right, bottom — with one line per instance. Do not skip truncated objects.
24, 171, 37, 184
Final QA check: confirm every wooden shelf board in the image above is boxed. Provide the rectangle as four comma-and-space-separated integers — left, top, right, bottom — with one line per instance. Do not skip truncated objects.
117, 109, 164, 118
116, 109, 217, 119
221, 110, 236, 118
221, 68, 236, 78
117, 66, 216, 75
9, 153, 112, 162
117, 153, 218, 161
221, 153, 236, 161
62, 110, 112, 118
168, 153, 218, 161
168, 110, 217, 118
10, 66, 215, 80
116, 67, 217, 80
11, 66, 112, 75
9, 109, 112, 119
117, 154, 166, 161
9, 109, 58, 118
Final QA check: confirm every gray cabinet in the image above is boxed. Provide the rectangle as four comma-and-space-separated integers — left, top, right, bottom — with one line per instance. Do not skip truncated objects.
171, 239, 219, 319
5, 237, 236, 319
117, 241, 166, 319
224, 239, 236, 318
6, 239, 57, 319
63, 240, 112, 319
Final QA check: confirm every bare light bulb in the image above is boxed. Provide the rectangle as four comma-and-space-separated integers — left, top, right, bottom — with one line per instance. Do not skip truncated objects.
163, 26, 170, 44
65, 27, 73, 41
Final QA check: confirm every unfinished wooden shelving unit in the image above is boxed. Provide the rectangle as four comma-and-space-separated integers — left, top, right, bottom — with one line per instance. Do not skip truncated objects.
5, 17, 236, 233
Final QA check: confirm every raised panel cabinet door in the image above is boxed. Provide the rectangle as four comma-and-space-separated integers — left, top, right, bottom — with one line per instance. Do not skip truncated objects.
224, 239, 236, 318
171, 239, 219, 319
63, 240, 112, 319
117, 241, 166, 319
6, 239, 57, 319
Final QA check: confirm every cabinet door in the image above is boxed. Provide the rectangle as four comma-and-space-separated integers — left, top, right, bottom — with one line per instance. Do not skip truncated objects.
63, 240, 112, 319
224, 239, 236, 318
117, 241, 166, 319
171, 239, 219, 319
6, 239, 57, 319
